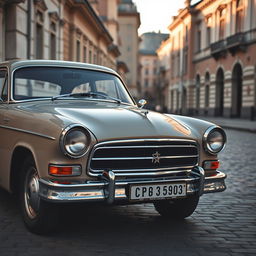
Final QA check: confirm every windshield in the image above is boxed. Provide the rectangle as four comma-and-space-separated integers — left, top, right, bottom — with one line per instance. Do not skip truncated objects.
13, 67, 134, 105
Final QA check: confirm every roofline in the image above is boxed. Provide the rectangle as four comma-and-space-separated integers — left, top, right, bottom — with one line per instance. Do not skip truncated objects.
1, 59, 118, 75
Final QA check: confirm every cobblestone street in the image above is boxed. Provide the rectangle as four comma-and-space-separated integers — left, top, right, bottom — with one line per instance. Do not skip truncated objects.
0, 129, 255, 256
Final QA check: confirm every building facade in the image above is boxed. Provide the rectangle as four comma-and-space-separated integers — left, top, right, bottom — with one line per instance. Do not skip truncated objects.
165, 0, 256, 120
0, 0, 121, 71
157, 37, 172, 111
118, 0, 140, 98
62, 0, 118, 70
0, 0, 63, 61
139, 32, 169, 108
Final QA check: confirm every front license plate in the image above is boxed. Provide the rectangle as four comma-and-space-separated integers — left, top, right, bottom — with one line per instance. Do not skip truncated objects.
130, 183, 187, 201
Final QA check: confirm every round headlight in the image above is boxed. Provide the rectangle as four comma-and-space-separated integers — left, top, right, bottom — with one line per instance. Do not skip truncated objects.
203, 126, 226, 154
60, 125, 90, 158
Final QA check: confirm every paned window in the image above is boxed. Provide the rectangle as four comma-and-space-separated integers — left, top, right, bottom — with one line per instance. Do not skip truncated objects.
236, 0, 244, 33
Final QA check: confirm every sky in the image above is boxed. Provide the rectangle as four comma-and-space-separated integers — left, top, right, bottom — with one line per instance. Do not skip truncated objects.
133, 0, 199, 35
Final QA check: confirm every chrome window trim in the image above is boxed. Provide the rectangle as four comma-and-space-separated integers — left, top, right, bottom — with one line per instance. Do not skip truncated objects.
88, 138, 199, 177
10, 64, 136, 105
203, 125, 227, 155
0, 66, 9, 103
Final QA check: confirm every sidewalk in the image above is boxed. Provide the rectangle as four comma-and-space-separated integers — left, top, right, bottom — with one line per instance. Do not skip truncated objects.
194, 116, 256, 133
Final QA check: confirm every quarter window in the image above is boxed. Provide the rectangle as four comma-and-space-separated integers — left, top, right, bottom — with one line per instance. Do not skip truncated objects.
0, 70, 7, 101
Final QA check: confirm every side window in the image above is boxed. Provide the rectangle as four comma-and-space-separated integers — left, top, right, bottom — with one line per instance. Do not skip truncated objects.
0, 70, 8, 101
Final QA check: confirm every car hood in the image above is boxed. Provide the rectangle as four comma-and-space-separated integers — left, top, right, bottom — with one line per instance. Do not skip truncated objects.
17, 100, 205, 142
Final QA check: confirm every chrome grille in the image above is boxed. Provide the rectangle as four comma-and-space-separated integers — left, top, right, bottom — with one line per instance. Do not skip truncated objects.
88, 139, 199, 177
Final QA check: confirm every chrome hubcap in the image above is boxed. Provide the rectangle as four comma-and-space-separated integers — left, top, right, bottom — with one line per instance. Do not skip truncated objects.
24, 168, 40, 219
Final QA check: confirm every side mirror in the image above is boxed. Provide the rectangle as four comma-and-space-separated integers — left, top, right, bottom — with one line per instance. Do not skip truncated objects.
138, 99, 147, 109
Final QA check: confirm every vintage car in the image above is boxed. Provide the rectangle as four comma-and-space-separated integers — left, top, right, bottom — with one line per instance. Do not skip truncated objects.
0, 60, 226, 234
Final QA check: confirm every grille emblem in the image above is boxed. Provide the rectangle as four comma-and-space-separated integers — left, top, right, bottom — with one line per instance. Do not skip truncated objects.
152, 151, 161, 164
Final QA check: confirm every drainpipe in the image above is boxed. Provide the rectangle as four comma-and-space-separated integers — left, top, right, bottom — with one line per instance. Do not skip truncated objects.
27, 0, 31, 59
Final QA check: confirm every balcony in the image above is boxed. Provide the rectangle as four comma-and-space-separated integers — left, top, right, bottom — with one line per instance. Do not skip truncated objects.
226, 32, 246, 54
210, 40, 227, 59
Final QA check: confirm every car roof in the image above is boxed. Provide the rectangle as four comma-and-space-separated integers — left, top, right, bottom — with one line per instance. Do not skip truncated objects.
0, 59, 118, 75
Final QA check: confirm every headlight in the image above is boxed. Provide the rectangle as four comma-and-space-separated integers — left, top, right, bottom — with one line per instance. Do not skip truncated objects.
60, 125, 91, 158
203, 126, 226, 154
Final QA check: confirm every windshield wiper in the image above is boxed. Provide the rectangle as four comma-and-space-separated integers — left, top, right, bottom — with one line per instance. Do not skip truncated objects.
51, 92, 121, 104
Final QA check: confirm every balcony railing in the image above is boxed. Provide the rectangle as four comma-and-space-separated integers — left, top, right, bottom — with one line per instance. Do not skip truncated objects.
210, 40, 227, 59
226, 32, 246, 54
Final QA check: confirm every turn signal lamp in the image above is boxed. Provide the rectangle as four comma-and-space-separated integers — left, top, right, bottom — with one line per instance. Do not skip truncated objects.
49, 165, 81, 176
203, 160, 220, 170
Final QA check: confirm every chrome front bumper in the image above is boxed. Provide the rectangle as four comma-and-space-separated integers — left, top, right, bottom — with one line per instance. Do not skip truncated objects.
39, 167, 226, 203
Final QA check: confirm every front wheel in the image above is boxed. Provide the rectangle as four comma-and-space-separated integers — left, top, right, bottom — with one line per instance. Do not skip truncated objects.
154, 195, 199, 219
20, 157, 58, 234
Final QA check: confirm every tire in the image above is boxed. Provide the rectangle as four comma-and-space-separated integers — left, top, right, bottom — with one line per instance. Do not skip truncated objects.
20, 156, 58, 234
154, 195, 199, 219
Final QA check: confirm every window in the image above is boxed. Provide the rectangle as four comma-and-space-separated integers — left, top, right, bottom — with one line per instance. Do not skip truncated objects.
205, 72, 210, 108
83, 46, 87, 62
145, 68, 149, 75
197, 28, 201, 52
145, 79, 148, 88
49, 22, 56, 60
195, 75, 200, 111
185, 25, 188, 43
171, 55, 175, 78
93, 52, 97, 64
183, 48, 188, 75
236, 0, 244, 33
76, 40, 80, 62
89, 50, 92, 63
206, 26, 211, 47
219, 8, 226, 40
35, 10, 44, 59
13, 67, 134, 104
0, 70, 7, 101
177, 52, 180, 77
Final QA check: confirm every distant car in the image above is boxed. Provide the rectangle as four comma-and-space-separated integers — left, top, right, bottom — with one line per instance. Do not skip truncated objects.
0, 60, 227, 234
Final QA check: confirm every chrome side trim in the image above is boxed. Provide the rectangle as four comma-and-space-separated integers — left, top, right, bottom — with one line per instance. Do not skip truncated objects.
0, 125, 55, 140
92, 155, 198, 161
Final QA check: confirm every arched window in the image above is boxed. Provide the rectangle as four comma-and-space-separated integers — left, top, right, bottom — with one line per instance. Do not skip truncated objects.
195, 75, 200, 113
236, 0, 244, 33
205, 72, 210, 109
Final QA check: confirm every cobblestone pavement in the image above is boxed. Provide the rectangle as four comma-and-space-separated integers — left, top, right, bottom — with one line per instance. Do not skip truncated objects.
0, 129, 256, 256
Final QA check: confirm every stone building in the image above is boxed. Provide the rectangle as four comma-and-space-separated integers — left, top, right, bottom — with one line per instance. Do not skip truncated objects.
118, 0, 140, 98
0, 0, 121, 71
157, 37, 172, 111
139, 32, 168, 108
0, 0, 63, 61
63, 0, 118, 70
164, 0, 256, 119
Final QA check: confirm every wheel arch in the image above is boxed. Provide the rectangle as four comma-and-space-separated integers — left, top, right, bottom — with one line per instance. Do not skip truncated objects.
10, 145, 37, 195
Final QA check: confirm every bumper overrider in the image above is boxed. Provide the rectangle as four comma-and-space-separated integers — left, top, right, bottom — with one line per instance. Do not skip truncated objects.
38, 167, 226, 203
